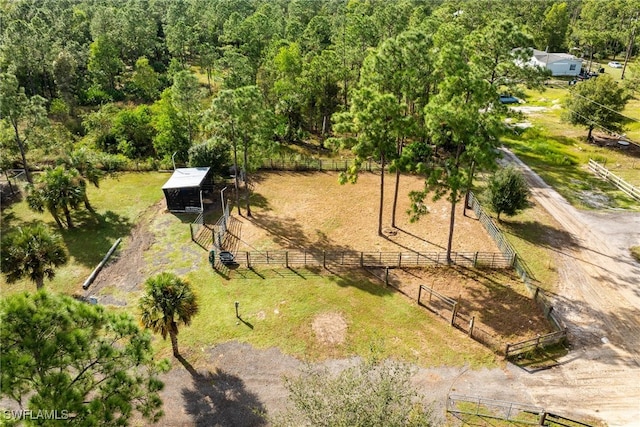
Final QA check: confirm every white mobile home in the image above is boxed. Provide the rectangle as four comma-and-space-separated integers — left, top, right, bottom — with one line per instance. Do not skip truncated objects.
528, 49, 582, 76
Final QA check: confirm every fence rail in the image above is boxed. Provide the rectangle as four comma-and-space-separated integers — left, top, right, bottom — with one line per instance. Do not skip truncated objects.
446, 394, 593, 426
232, 250, 512, 268
467, 192, 564, 333
588, 159, 640, 201
447, 394, 543, 425
505, 329, 568, 359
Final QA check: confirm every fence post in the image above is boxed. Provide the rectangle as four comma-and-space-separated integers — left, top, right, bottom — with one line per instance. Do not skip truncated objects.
469, 316, 475, 337
539, 412, 547, 426
323, 250, 326, 268
398, 253, 402, 267
360, 252, 364, 267
246, 252, 251, 268
418, 285, 422, 305
534, 287, 540, 301
473, 252, 478, 267
190, 224, 194, 242
385, 267, 389, 287
285, 251, 289, 268
505, 343, 510, 358
450, 302, 458, 326
511, 252, 517, 268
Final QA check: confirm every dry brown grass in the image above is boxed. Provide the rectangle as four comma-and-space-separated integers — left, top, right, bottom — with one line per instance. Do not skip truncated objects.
233, 171, 499, 254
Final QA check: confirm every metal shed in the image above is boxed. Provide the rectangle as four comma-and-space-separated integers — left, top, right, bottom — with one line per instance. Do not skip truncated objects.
162, 167, 211, 212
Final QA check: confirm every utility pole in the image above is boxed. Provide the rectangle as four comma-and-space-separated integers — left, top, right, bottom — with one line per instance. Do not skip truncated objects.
621, 15, 638, 80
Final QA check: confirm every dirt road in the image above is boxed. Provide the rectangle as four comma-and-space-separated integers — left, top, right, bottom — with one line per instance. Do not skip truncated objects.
500, 147, 640, 426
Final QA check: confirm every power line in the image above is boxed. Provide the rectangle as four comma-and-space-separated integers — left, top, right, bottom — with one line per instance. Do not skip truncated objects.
572, 92, 640, 123
564, 105, 625, 136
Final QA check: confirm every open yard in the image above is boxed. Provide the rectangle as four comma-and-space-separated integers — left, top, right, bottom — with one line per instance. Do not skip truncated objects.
1, 170, 568, 425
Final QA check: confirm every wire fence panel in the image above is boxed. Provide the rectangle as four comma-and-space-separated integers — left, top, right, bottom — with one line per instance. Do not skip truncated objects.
447, 394, 544, 425
259, 158, 379, 172
232, 250, 510, 269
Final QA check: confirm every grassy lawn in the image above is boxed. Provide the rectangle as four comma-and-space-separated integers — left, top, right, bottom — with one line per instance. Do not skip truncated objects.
0, 172, 169, 295
503, 82, 640, 209
1, 171, 499, 369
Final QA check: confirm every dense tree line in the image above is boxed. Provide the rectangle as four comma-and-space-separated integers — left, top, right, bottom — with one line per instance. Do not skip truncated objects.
1, 0, 638, 171
0, 0, 637, 241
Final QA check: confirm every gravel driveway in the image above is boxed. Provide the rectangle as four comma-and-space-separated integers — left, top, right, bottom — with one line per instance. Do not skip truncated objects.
499, 147, 640, 426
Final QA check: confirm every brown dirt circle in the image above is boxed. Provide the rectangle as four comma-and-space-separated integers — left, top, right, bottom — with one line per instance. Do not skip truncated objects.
312, 312, 348, 346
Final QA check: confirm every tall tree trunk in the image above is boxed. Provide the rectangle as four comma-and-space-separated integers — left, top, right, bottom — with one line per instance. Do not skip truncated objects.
446, 142, 464, 264
49, 208, 64, 229
243, 140, 252, 218
391, 168, 400, 228
35, 276, 44, 290
378, 154, 386, 236
232, 140, 241, 216
12, 124, 32, 184
391, 137, 403, 228
63, 205, 74, 229
170, 327, 179, 357
446, 195, 457, 264
587, 125, 594, 142
463, 160, 476, 217
83, 194, 96, 214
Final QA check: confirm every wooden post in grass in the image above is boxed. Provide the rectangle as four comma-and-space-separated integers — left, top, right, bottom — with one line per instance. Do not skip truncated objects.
469, 316, 475, 337
450, 302, 458, 326
246, 252, 250, 268
323, 251, 326, 268
385, 267, 389, 287
418, 285, 423, 305
285, 251, 289, 268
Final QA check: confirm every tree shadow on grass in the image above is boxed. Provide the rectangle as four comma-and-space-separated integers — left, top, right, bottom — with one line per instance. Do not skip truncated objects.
179, 356, 267, 426
499, 219, 579, 251
60, 210, 133, 267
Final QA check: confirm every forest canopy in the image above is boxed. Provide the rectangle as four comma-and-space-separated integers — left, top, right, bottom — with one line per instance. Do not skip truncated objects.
1, 0, 638, 175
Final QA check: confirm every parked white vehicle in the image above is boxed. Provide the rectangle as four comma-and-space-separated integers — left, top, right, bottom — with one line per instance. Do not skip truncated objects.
608, 61, 623, 68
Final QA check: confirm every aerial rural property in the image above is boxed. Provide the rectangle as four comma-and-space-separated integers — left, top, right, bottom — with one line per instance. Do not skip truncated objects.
1, 1, 640, 426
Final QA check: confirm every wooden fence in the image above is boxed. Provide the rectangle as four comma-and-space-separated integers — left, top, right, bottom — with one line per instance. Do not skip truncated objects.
588, 159, 640, 201
417, 285, 458, 325
233, 250, 512, 269
505, 329, 568, 359
467, 192, 565, 332
418, 285, 502, 352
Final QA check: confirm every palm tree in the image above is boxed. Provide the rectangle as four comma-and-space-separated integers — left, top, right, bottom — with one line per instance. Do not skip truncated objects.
26, 166, 86, 228
139, 273, 199, 357
0, 223, 68, 290
62, 148, 103, 214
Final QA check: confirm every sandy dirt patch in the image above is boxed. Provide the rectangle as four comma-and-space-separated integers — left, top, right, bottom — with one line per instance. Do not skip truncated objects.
312, 312, 348, 346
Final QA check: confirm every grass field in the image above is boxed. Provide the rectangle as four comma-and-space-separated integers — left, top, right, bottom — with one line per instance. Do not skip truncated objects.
0, 172, 169, 294
1, 167, 561, 369
505, 83, 640, 209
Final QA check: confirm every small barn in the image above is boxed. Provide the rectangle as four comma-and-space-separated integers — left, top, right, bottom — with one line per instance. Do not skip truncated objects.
528, 49, 582, 76
162, 167, 212, 213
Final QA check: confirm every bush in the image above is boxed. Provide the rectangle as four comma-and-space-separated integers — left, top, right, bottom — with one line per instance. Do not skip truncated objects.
485, 166, 532, 220
274, 358, 434, 427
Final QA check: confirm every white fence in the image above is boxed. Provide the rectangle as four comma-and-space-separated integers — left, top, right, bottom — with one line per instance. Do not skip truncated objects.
588, 159, 640, 201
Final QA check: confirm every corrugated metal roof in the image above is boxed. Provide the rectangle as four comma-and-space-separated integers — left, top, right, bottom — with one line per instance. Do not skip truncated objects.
161, 167, 210, 189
